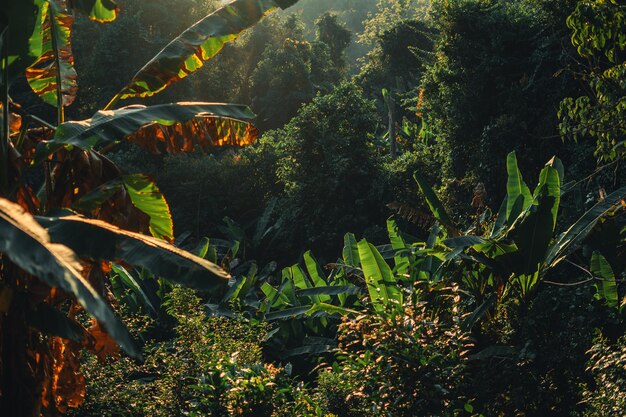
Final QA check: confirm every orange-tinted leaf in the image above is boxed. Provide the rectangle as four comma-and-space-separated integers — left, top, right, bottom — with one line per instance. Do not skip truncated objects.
42, 337, 86, 414
130, 116, 259, 153
25, 0, 78, 107
9, 112, 22, 135
85, 319, 120, 361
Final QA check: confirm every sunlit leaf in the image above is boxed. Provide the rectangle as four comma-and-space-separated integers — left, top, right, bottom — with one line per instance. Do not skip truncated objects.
36, 102, 258, 159
505, 151, 532, 225
68, 0, 118, 22
25, 0, 78, 108
0, 198, 140, 359
122, 174, 173, 242
357, 239, 402, 311
109, 0, 299, 104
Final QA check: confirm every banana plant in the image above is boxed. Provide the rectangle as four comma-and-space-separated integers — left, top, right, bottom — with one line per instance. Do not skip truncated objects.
0, 0, 300, 414
413, 152, 626, 328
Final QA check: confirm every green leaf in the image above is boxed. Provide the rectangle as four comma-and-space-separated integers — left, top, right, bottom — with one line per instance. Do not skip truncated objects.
387, 218, 410, 275
461, 293, 497, 331
357, 239, 402, 311
546, 186, 626, 267
109, 0, 296, 104
303, 251, 330, 302
265, 306, 311, 321
68, 0, 118, 22
297, 285, 361, 297
122, 174, 173, 242
0, 198, 140, 359
414, 171, 455, 232
342, 232, 360, 267
110, 263, 158, 315
4, 0, 47, 83
305, 302, 360, 316
591, 251, 618, 309
25, 0, 77, 108
38, 213, 230, 291
505, 151, 532, 225
36, 102, 258, 160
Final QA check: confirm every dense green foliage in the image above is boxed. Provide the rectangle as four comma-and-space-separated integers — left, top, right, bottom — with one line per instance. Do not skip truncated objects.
4, 0, 626, 415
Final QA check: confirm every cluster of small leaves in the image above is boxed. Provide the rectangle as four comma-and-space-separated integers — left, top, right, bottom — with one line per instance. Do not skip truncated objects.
318, 289, 471, 417
583, 336, 626, 416
559, 0, 626, 162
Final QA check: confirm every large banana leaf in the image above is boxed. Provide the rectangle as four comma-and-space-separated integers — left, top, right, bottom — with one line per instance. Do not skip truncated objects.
107, 0, 299, 106
25, 0, 77, 108
505, 166, 560, 275
0, 198, 139, 359
387, 218, 410, 275
357, 239, 402, 311
36, 102, 258, 159
546, 185, 626, 268
68, 0, 118, 22
37, 213, 231, 291
342, 232, 360, 267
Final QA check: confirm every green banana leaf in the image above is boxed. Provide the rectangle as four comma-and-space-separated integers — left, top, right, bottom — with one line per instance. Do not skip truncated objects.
36, 102, 258, 160
37, 213, 230, 291
25, 0, 77, 109
591, 251, 618, 309
108, 0, 299, 105
546, 185, 626, 268
387, 218, 410, 275
414, 171, 456, 233
342, 232, 360, 267
357, 239, 402, 311
4, 0, 46, 83
505, 151, 533, 226
69, 0, 118, 22
0, 198, 140, 359
123, 174, 173, 242
303, 251, 330, 302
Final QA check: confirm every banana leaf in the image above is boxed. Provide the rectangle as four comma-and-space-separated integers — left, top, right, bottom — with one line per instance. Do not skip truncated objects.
591, 251, 618, 309
37, 213, 230, 291
36, 102, 258, 159
25, 0, 77, 108
68, 0, 118, 22
0, 198, 139, 359
357, 239, 402, 311
108, 0, 299, 105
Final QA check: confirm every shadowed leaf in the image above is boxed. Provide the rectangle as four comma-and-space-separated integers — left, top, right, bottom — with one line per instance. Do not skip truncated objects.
0, 198, 140, 359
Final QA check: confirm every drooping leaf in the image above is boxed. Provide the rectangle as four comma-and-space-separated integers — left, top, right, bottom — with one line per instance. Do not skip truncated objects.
26, 303, 86, 342
68, 0, 118, 22
36, 102, 258, 159
591, 251, 618, 309
110, 263, 158, 315
108, 0, 299, 104
461, 293, 497, 331
122, 174, 173, 242
265, 306, 311, 321
37, 213, 230, 291
505, 151, 532, 225
25, 0, 78, 108
357, 239, 402, 311
414, 171, 456, 232
546, 186, 626, 268
0, 198, 139, 359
